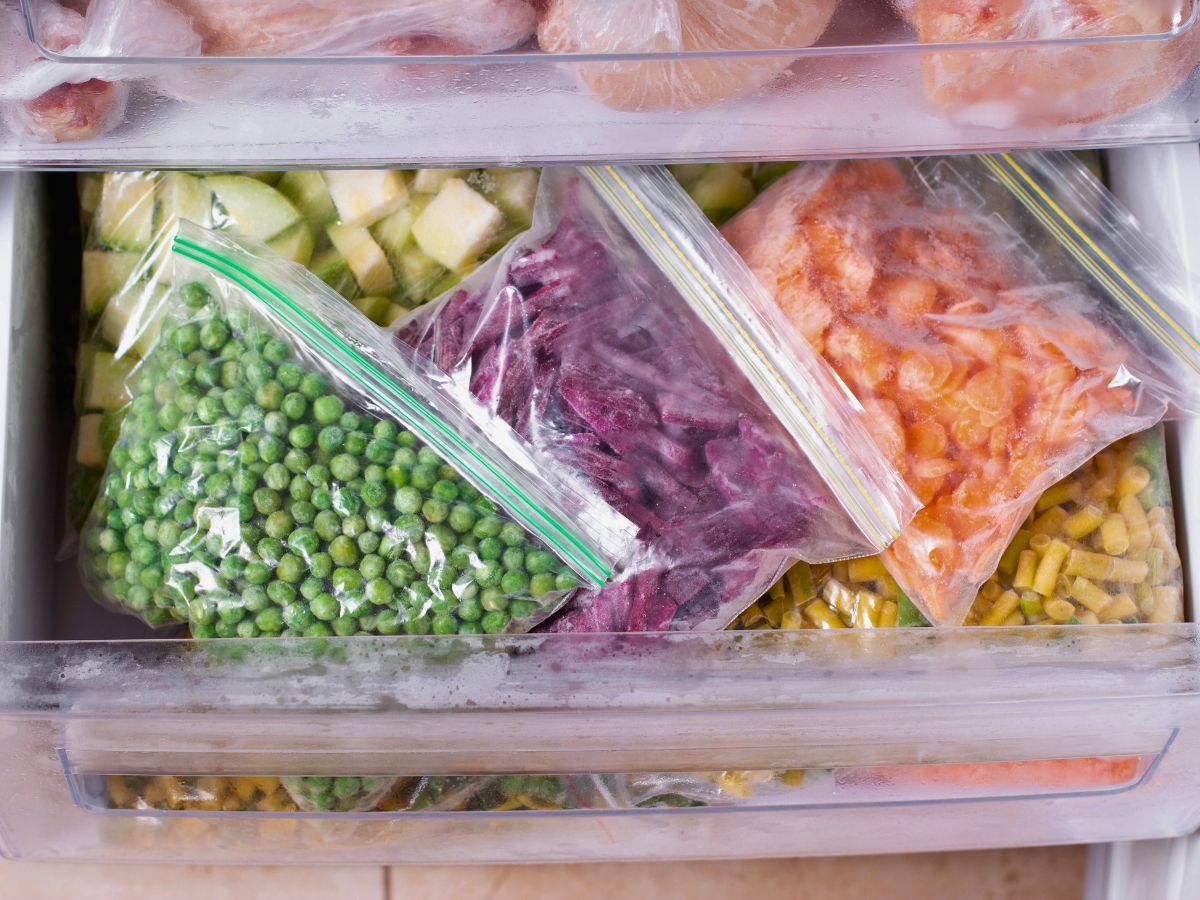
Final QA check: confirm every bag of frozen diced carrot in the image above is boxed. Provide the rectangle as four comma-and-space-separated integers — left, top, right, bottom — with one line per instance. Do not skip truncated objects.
723, 153, 1200, 625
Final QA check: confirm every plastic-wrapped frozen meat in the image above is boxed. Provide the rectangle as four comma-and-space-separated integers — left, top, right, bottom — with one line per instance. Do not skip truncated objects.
396, 167, 918, 632
164, 0, 536, 56
0, 0, 200, 142
537, 0, 839, 111
723, 154, 1200, 625
893, 0, 1200, 127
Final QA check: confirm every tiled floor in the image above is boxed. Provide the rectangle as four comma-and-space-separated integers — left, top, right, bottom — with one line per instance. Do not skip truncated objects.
0, 846, 1087, 899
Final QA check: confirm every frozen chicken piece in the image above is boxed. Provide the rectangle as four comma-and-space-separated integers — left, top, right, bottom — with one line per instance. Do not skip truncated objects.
894, 0, 1200, 127
165, 0, 537, 56
537, 0, 839, 111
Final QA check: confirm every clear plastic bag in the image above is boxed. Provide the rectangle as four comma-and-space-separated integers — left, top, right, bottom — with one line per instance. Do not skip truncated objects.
166, 0, 537, 56
70, 167, 540, 532
79, 222, 634, 637
723, 154, 1200, 625
893, 0, 1200, 128
536, 0, 839, 111
0, 0, 202, 142
395, 167, 917, 632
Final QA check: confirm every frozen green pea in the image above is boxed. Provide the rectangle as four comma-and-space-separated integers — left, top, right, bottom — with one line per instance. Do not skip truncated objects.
498, 523, 525, 547
256, 537, 284, 566
281, 602, 314, 631
242, 585, 270, 613
431, 614, 458, 635
357, 531, 381, 555
291, 500, 316, 525
258, 435, 284, 463
330, 454, 360, 482
456, 596, 482, 622
236, 620, 261, 638
500, 570, 529, 596
509, 599, 536, 620
365, 439, 392, 464
386, 559, 415, 588
200, 319, 229, 351
299, 576, 324, 601
311, 593, 340, 622
299, 373, 326, 400
502, 546, 526, 571
410, 465, 437, 491
332, 567, 363, 594
311, 488, 332, 510
474, 516, 502, 539
289, 424, 315, 449
529, 572, 557, 599
422, 498, 449, 524
329, 535, 360, 566
313, 395, 344, 424
283, 448, 311, 475
479, 586, 507, 612
256, 381, 285, 412
276, 362, 303, 391
263, 410, 288, 437
263, 339, 289, 365
448, 505, 476, 534
556, 572, 580, 591
281, 392, 307, 421
309, 552, 333, 579
477, 537, 502, 562
480, 610, 510, 634
392, 489, 422, 518
252, 488, 281, 515
360, 553, 385, 581
332, 615, 357, 636
255, 605, 284, 633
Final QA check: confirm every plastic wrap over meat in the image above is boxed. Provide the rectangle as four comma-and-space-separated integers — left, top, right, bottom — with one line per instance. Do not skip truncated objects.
0, 0, 199, 142
723, 153, 1200, 625
397, 168, 917, 632
165, 0, 537, 56
893, 0, 1200, 127
537, 0, 839, 111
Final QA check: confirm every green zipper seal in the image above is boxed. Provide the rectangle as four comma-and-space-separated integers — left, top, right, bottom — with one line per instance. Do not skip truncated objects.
172, 234, 611, 587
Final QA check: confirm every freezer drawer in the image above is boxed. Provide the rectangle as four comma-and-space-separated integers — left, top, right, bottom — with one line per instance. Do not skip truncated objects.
1, 147, 1200, 864
3, 0, 1200, 167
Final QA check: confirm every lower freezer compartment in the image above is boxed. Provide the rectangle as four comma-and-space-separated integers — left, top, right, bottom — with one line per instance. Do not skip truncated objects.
0, 144, 1200, 863
80, 747, 1167, 818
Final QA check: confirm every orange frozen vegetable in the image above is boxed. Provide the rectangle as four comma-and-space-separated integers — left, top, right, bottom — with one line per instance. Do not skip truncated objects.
723, 158, 1156, 624
837, 756, 1143, 791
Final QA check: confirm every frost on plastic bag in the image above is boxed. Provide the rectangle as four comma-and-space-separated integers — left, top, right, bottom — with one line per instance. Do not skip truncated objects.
892, 0, 1200, 127
536, 0, 839, 111
723, 155, 1200, 625
165, 0, 536, 56
397, 168, 915, 632
0, 0, 201, 142
80, 223, 632, 638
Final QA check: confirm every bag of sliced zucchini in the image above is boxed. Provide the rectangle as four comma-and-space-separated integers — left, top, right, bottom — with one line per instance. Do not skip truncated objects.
70, 167, 540, 532
79, 222, 634, 639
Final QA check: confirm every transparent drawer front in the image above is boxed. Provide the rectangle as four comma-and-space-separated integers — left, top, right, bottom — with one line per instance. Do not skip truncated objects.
2, 0, 1199, 165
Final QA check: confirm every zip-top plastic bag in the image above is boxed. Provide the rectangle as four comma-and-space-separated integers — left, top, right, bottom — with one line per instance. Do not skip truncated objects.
892, 0, 1200, 128
70, 167, 541, 531
80, 222, 634, 638
396, 166, 918, 632
723, 153, 1200, 625
536, 0, 839, 112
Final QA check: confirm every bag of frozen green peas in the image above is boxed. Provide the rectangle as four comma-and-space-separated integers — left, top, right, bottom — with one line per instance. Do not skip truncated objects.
80, 223, 636, 640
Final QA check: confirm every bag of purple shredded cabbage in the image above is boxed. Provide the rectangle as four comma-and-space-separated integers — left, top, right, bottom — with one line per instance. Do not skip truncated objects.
393, 167, 918, 632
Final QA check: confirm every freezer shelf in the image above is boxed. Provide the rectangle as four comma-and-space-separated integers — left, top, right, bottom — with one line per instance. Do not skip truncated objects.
1, 145, 1200, 863
3, 0, 1200, 166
